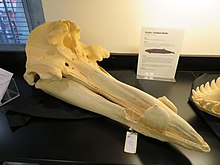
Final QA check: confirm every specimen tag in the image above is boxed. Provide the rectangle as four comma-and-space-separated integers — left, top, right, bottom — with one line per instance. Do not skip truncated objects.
124, 131, 138, 154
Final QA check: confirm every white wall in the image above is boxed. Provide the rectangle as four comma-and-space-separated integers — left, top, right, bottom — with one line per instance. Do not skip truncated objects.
42, 0, 220, 56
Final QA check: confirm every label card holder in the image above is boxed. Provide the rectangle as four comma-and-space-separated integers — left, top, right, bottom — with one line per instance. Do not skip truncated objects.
137, 27, 184, 82
0, 68, 13, 102
0, 68, 19, 106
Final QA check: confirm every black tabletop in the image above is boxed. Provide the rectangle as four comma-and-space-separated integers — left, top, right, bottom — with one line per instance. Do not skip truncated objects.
0, 70, 219, 165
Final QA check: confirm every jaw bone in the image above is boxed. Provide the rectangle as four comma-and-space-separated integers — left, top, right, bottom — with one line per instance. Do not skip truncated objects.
24, 20, 210, 152
192, 77, 220, 118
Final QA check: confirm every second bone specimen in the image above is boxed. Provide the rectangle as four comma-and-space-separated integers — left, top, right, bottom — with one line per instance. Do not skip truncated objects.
192, 77, 220, 118
24, 20, 210, 152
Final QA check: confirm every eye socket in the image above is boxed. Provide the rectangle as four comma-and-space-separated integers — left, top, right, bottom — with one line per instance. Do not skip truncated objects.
34, 74, 40, 83
65, 62, 69, 67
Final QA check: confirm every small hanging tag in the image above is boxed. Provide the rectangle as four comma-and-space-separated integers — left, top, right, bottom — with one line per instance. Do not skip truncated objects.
124, 131, 138, 154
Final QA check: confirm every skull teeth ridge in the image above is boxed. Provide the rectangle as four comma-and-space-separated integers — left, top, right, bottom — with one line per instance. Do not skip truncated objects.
192, 77, 220, 118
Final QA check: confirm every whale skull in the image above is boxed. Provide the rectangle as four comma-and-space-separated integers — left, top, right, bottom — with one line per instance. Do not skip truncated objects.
24, 20, 210, 152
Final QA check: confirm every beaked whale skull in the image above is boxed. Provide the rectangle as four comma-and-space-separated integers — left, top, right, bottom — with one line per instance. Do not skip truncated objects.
24, 20, 210, 152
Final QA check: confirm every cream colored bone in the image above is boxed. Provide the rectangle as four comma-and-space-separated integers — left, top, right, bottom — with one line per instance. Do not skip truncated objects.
24, 20, 210, 152
192, 77, 220, 118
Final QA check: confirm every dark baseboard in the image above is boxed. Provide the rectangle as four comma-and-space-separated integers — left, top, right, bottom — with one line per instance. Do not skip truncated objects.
1, 52, 220, 72
0, 51, 26, 73
178, 56, 220, 71
100, 53, 220, 72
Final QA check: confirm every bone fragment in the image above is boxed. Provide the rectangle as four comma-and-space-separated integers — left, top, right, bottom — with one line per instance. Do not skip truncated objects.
24, 20, 210, 152
192, 77, 220, 118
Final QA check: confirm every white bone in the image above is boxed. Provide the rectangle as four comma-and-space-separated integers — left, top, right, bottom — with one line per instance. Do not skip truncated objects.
158, 96, 177, 113
204, 82, 211, 91
216, 77, 220, 87
200, 84, 206, 93
196, 87, 203, 95
192, 77, 220, 118
24, 20, 210, 152
211, 79, 218, 89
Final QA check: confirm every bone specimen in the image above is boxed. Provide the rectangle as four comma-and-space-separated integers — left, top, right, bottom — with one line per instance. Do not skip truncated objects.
192, 77, 220, 118
24, 20, 210, 152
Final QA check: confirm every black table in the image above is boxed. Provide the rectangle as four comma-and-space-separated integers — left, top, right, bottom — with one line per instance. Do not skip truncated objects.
0, 69, 219, 165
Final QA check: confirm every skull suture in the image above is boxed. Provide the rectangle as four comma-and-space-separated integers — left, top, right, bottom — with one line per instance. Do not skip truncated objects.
192, 77, 220, 118
24, 20, 210, 152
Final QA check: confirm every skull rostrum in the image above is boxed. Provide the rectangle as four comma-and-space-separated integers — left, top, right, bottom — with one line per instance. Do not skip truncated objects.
24, 20, 210, 152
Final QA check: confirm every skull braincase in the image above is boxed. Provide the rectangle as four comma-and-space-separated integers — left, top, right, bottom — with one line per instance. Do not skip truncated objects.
24, 20, 110, 85
24, 20, 210, 152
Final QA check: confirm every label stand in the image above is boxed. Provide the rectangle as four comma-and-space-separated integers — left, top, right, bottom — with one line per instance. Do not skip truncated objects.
137, 27, 184, 82
0, 78, 20, 106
